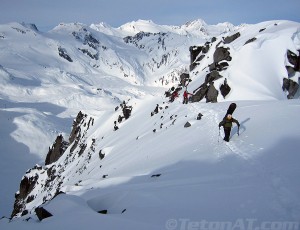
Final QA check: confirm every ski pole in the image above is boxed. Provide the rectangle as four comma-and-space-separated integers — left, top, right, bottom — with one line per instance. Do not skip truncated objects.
237, 126, 240, 136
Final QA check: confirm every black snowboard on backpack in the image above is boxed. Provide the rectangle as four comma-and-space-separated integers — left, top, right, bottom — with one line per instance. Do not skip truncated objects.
224, 103, 236, 118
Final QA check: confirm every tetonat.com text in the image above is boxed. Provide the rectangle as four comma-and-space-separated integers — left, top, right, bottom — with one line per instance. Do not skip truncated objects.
165, 218, 299, 230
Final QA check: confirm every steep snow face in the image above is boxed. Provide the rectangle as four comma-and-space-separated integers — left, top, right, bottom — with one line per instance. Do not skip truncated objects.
6, 98, 300, 229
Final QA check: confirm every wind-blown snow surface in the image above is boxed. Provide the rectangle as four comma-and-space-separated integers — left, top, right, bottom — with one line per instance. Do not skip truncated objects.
0, 19, 300, 229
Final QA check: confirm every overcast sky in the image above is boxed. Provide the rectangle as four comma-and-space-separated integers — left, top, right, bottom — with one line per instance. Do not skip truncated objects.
1, 0, 299, 31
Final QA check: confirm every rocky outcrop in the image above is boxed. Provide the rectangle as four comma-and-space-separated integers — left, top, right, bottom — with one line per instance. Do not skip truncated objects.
209, 61, 229, 72
205, 82, 219, 103
78, 48, 99, 60
286, 49, 300, 74
219, 78, 231, 99
45, 135, 69, 165
180, 73, 190, 86
287, 50, 299, 68
11, 111, 95, 218
184, 122, 191, 128
11, 167, 40, 217
123, 31, 167, 49
35, 207, 53, 221
189, 46, 203, 65
282, 78, 299, 99
244, 37, 257, 45
189, 42, 211, 71
72, 30, 100, 50
190, 38, 232, 102
283, 50, 300, 98
21, 23, 39, 32
191, 83, 208, 102
58, 47, 73, 62
286, 65, 296, 77
223, 32, 240, 44
205, 70, 223, 83
83, 33, 100, 49
69, 111, 86, 144
213, 47, 231, 63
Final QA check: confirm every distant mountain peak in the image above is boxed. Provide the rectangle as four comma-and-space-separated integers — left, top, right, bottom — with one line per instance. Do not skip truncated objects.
20, 22, 39, 31
183, 19, 208, 27
118, 19, 163, 35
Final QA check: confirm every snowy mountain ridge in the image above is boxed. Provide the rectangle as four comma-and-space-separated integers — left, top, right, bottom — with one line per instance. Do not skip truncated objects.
0, 19, 300, 229
91, 19, 237, 37
1, 19, 227, 88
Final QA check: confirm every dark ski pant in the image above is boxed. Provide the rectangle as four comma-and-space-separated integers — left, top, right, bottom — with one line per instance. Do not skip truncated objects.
223, 127, 231, 142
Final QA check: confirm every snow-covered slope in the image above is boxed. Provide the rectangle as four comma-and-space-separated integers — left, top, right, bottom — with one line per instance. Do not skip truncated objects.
0, 19, 300, 229
3, 99, 300, 230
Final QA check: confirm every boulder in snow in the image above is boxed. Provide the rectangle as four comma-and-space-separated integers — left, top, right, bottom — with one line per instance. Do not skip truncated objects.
35, 207, 53, 221
184, 122, 191, 128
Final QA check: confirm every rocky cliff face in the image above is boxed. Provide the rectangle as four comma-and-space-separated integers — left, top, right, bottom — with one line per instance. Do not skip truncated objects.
11, 111, 94, 218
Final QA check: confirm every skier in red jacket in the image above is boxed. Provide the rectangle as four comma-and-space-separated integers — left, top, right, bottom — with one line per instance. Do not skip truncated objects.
183, 89, 193, 104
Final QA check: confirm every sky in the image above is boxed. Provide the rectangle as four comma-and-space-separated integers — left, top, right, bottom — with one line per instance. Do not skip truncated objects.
0, 0, 300, 31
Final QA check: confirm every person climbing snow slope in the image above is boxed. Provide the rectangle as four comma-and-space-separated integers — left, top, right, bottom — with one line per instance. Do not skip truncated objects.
219, 114, 240, 142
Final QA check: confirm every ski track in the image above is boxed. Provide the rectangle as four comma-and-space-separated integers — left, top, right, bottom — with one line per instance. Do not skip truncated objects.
200, 104, 300, 216
195, 103, 259, 161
